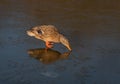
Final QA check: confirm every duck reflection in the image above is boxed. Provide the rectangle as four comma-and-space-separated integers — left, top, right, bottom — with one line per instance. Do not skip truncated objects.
27, 48, 71, 64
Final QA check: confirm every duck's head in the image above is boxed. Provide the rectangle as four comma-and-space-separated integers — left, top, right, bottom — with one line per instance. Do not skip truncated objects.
27, 27, 41, 36
27, 25, 58, 36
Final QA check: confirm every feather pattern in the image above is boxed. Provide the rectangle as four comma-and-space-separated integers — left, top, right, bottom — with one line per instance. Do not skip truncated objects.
27, 25, 72, 51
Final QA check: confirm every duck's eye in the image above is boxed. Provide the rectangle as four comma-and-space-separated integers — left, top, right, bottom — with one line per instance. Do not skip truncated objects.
37, 30, 42, 34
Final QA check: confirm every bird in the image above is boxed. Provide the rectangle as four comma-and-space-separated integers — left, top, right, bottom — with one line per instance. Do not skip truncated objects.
26, 25, 72, 51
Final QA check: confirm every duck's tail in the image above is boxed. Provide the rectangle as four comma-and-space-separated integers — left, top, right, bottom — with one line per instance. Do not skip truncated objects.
59, 34, 72, 51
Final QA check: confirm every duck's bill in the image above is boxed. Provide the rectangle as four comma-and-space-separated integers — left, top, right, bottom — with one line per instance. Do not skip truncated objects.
27, 30, 36, 36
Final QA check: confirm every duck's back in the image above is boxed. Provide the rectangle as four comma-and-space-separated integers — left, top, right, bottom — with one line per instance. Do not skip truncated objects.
40, 25, 60, 42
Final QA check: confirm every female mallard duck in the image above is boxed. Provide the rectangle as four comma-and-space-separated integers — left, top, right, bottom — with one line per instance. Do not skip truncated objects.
27, 25, 72, 51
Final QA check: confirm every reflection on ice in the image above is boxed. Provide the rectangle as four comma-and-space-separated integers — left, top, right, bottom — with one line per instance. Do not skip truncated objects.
27, 48, 71, 64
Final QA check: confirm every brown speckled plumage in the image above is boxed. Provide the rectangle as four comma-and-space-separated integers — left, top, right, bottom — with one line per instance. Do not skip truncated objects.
27, 25, 72, 51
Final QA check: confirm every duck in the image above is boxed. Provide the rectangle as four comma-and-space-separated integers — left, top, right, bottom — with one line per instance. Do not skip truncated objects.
26, 25, 72, 51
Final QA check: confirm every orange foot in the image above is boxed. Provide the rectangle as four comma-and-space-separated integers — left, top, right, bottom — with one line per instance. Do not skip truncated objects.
45, 41, 54, 49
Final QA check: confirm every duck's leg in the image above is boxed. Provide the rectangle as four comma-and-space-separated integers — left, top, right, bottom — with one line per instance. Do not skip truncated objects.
45, 41, 54, 50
